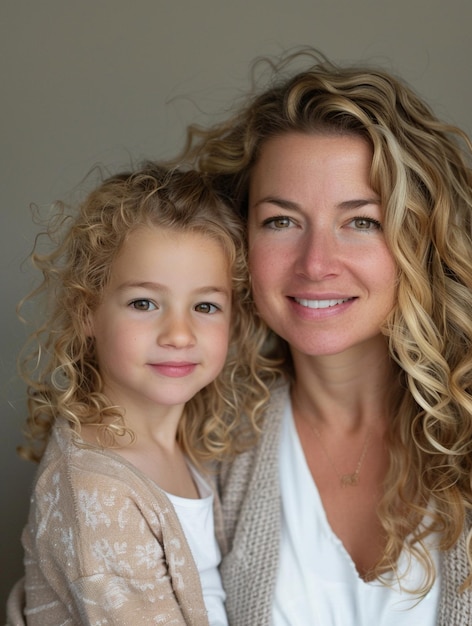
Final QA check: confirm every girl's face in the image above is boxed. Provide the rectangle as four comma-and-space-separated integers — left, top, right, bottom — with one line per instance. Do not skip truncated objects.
247, 132, 397, 360
88, 227, 232, 416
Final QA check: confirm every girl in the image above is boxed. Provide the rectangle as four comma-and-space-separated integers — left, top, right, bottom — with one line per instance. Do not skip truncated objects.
7, 164, 276, 625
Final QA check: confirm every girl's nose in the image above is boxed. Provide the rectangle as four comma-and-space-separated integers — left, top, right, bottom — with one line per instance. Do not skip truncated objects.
157, 313, 196, 348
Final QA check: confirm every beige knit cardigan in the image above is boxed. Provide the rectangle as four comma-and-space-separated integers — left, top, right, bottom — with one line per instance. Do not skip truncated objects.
6, 420, 225, 625
219, 384, 472, 626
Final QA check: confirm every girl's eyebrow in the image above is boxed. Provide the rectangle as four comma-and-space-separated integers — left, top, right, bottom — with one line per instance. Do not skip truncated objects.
117, 281, 168, 292
117, 282, 231, 297
192, 285, 231, 297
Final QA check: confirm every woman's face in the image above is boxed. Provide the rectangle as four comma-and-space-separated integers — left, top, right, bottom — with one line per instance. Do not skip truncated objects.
247, 132, 397, 359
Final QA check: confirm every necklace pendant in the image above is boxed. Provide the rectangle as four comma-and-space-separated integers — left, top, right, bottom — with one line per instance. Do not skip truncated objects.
341, 473, 359, 487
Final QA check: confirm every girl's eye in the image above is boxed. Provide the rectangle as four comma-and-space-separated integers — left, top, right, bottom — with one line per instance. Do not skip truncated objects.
194, 302, 220, 314
351, 217, 382, 231
262, 216, 294, 229
130, 299, 157, 311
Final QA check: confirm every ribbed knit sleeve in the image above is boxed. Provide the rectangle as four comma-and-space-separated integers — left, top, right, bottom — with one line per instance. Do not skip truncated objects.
219, 384, 287, 626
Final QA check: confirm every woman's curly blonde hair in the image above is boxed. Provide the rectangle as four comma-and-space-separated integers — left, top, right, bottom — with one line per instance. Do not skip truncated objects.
18, 163, 280, 467
175, 48, 472, 592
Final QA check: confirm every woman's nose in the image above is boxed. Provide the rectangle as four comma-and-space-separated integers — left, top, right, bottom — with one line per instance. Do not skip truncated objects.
294, 227, 340, 280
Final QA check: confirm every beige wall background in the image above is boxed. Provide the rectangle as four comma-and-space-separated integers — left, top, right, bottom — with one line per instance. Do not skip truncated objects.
1, 0, 471, 616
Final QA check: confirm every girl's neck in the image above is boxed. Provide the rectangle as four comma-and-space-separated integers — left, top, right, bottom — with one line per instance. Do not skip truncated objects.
102, 388, 186, 449
113, 436, 200, 499
80, 401, 199, 498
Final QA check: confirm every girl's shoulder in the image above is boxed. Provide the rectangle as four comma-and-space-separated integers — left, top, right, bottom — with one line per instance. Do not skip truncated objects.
31, 420, 174, 525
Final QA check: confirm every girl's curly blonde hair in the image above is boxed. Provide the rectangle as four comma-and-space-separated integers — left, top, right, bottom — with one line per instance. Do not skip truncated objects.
175, 48, 472, 592
18, 163, 280, 467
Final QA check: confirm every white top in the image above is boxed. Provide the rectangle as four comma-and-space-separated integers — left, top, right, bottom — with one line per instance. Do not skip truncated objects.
166, 468, 228, 626
273, 401, 440, 626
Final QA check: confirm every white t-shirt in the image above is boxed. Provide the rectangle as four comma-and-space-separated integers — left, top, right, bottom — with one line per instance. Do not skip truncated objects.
273, 402, 440, 626
166, 468, 228, 626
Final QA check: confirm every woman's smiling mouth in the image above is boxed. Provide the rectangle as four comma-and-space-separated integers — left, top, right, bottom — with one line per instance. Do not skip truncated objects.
293, 297, 353, 309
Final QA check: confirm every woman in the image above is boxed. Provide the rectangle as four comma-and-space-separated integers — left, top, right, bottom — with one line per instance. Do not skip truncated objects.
177, 50, 472, 624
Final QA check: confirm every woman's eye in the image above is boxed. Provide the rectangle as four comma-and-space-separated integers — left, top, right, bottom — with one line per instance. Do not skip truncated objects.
195, 302, 220, 314
130, 299, 156, 311
263, 216, 293, 229
351, 217, 382, 231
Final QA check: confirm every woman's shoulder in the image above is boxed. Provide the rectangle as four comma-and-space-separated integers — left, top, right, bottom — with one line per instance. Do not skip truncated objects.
252, 380, 290, 446
222, 381, 288, 470
218, 383, 289, 515
266, 380, 290, 418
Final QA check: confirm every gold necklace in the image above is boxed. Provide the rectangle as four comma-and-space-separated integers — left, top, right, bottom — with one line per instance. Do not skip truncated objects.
310, 423, 373, 487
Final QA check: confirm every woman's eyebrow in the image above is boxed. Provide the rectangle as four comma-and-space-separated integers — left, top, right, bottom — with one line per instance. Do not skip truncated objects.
252, 195, 380, 211
251, 195, 301, 211
337, 198, 380, 210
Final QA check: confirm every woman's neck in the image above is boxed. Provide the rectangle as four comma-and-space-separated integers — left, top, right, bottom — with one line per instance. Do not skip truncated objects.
290, 338, 395, 432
